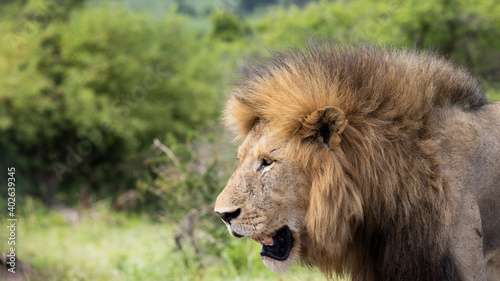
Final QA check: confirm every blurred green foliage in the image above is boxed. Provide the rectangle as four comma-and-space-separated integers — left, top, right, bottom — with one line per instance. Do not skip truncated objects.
0, 0, 226, 204
210, 9, 246, 41
136, 134, 236, 217
254, 0, 500, 84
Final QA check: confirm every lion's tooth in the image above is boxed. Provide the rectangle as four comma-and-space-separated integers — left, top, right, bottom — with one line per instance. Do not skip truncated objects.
262, 235, 274, 246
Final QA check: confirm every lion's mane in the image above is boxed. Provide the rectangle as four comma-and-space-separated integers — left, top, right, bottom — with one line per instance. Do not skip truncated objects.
224, 43, 487, 280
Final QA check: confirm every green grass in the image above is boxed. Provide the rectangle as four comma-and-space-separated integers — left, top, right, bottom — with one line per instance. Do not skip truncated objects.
1, 198, 327, 281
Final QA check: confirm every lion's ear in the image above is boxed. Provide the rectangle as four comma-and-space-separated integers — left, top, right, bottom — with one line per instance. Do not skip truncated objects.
301, 106, 348, 148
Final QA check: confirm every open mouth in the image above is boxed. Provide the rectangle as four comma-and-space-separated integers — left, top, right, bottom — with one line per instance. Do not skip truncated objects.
253, 226, 294, 261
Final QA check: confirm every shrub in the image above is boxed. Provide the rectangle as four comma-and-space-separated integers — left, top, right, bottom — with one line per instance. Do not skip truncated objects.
0, 2, 224, 204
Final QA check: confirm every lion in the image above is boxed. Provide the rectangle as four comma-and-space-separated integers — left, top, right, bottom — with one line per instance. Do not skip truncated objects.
214, 43, 500, 281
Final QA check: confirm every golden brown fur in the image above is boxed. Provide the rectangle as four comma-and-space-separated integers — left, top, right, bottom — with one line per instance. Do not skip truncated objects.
215, 43, 500, 280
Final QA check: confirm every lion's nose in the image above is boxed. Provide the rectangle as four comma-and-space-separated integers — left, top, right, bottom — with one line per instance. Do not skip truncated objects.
216, 208, 241, 224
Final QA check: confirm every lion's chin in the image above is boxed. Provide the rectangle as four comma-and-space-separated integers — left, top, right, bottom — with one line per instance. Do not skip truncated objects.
262, 254, 298, 273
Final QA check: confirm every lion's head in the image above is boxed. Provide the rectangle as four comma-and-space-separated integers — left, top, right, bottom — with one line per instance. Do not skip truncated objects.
214, 105, 359, 272
214, 122, 308, 272
214, 43, 487, 278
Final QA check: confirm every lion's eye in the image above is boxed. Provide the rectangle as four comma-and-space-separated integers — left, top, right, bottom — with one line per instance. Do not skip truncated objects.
261, 158, 274, 167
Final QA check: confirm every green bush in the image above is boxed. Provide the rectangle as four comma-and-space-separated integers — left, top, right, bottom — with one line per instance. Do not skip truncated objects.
252, 0, 500, 89
136, 133, 235, 217
210, 9, 247, 41
0, 2, 224, 204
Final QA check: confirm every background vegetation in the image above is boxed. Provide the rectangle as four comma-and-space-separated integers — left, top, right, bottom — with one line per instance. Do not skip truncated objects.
0, 0, 498, 280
